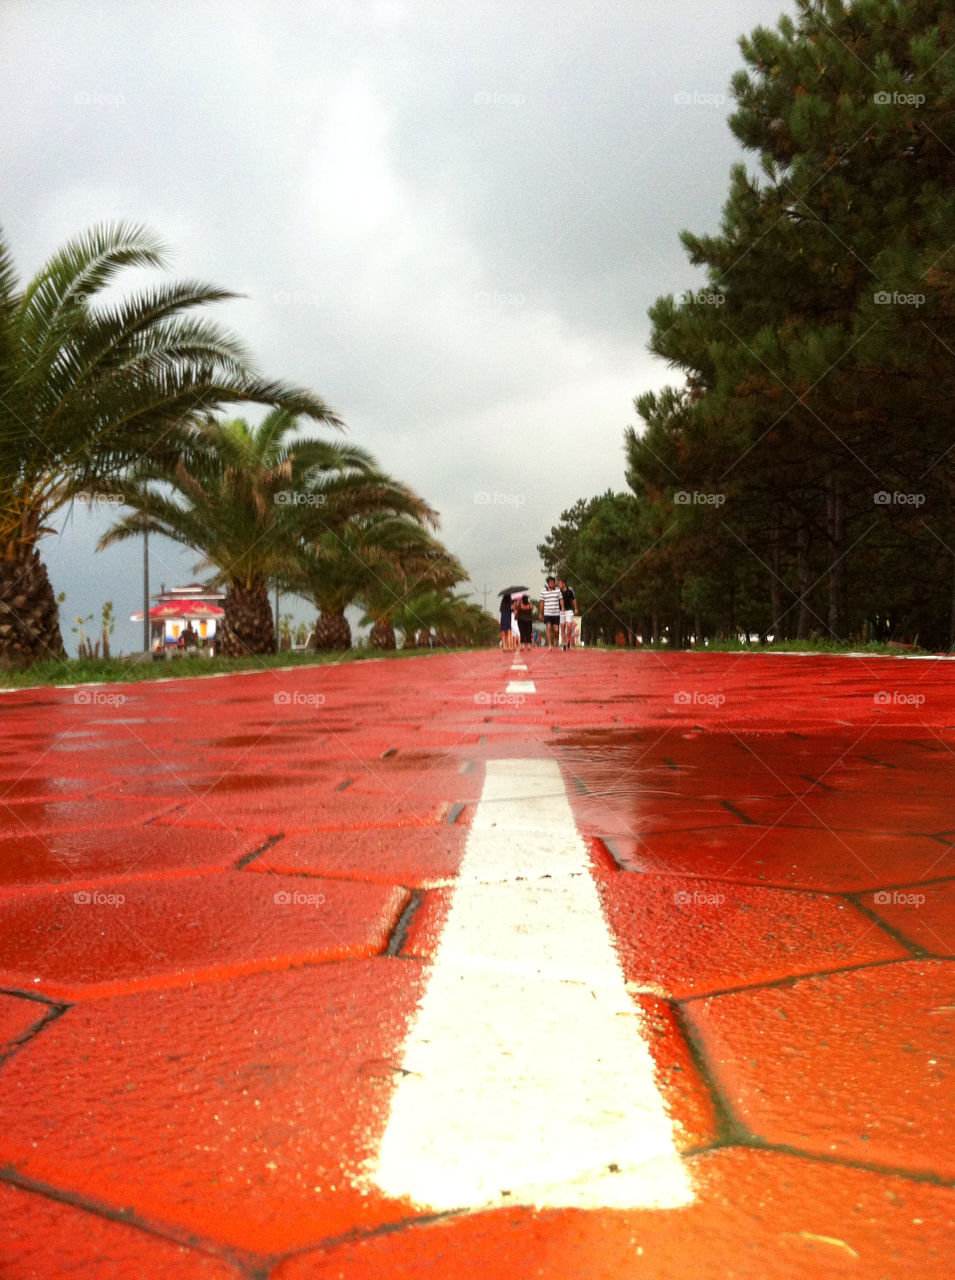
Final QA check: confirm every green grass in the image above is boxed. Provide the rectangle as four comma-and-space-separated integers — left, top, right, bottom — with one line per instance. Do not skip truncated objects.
0, 646, 470, 689
3, 637, 940, 689
692, 637, 932, 655
592, 637, 934, 655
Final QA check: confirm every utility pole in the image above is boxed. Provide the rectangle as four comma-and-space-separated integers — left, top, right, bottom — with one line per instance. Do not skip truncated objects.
142, 527, 149, 653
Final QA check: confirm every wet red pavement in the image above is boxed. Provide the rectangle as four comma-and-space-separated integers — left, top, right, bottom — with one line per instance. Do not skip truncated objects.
0, 649, 953, 1276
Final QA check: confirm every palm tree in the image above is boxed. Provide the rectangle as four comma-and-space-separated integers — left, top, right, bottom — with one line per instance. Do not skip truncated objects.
288, 487, 445, 651
438, 598, 499, 648
289, 508, 449, 652
0, 221, 338, 663
98, 411, 394, 655
392, 590, 457, 648
393, 591, 497, 648
357, 518, 467, 650
295, 525, 365, 652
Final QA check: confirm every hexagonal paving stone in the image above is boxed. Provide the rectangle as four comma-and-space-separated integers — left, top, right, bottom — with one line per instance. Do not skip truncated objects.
272, 1148, 955, 1280
405, 866, 906, 998
864, 879, 955, 954
0, 826, 261, 894
247, 825, 469, 888
0, 798, 171, 840
599, 826, 953, 892
0, 994, 51, 1056
158, 792, 455, 835
0, 872, 409, 999
0, 1182, 241, 1279
684, 959, 955, 1178
0, 960, 430, 1252
732, 790, 954, 833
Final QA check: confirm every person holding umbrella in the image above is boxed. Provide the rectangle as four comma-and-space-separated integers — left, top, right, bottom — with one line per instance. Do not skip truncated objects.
498, 585, 528, 653
514, 592, 534, 651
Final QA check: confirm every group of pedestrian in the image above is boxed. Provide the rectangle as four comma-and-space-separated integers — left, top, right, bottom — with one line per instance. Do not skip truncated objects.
540, 575, 577, 650
499, 575, 578, 652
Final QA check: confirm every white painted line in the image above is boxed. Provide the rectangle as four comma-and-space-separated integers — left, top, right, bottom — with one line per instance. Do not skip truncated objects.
506, 680, 535, 694
369, 758, 693, 1212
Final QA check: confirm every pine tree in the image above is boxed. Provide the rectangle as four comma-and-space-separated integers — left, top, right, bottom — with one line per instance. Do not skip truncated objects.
637, 0, 955, 643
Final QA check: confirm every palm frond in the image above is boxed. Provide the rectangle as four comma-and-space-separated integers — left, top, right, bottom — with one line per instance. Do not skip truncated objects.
18, 221, 168, 344
1, 222, 345, 555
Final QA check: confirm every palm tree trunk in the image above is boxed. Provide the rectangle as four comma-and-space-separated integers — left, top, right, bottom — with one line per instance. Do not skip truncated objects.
369, 619, 396, 650
0, 546, 65, 664
219, 579, 275, 656
314, 610, 352, 650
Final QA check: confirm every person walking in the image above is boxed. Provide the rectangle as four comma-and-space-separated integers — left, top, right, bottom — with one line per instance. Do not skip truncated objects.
514, 592, 534, 651
539, 575, 562, 649
499, 592, 514, 651
558, 577, 577, 649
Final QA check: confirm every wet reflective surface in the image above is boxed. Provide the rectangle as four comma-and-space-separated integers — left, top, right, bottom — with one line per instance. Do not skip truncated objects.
0, 652, 952, 1275
558, 729, 955, 892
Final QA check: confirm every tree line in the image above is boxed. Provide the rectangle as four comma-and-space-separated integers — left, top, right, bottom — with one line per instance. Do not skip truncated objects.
0, 223, 495, 664
541, 0, 955, 650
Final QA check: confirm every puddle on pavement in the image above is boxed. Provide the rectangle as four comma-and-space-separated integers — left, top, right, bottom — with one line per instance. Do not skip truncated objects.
0, 777, 90, 798
90, 718, 154, 726
556, 728, 955, 886
190, 774, 301, 793
201, 732, 305, 748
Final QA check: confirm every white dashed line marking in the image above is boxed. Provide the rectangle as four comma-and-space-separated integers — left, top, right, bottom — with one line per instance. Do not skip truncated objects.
369, 758, 693, 1211
506, 680, 535, 694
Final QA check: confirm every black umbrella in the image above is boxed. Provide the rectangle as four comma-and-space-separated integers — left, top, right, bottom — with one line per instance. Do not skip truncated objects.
498, 585, 529, 596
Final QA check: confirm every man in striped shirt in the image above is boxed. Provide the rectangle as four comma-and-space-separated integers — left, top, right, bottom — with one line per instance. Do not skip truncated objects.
539, 575, 563, 649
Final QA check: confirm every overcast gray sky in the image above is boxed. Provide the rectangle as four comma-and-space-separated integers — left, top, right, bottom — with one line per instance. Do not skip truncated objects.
2, 0, 793, 653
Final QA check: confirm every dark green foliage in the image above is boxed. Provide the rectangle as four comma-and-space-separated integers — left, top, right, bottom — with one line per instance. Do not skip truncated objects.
545, 1, 955, 648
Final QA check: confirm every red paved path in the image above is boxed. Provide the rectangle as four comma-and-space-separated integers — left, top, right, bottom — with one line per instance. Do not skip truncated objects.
0, 649, 953, 1276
